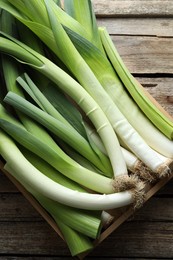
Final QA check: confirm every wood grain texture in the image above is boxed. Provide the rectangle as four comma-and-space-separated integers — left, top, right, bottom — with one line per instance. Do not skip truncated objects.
0, 174, 172, 258
93, 0, 173, 17
90, 222, 173, 258
111, 36, 173, 74
97, 18, 173, 36
139, 78, 173, 115
0, 193, 40, 221
0, 222, 67, 255
0, 221, 173, 258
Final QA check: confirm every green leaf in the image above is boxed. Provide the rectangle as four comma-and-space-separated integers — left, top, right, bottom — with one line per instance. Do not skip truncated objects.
0, 32, 44, 67
4, 91, 111, 175
99, 27, 173, 140
53, 219, 93, 256
39, 81, 88, 138
64, 0, 103, 51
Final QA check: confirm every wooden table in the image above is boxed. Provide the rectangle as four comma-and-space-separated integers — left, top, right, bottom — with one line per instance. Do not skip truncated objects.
1, 0, 173, 259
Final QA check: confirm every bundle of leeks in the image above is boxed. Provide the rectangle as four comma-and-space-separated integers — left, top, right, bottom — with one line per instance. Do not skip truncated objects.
0, 0, 172, 256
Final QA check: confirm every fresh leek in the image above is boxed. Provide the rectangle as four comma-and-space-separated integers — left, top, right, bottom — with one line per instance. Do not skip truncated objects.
5, 163, 95, 256
0, 33, 127, 177
0, 131, 143, 210
0, 118, 115, 194
4, 0, 168, 177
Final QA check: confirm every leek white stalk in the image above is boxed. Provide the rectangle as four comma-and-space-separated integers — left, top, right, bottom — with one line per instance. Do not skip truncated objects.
20, 146, 86, 192
6, 163, 102, 239
91, 125, 171, 181
85, 123, 156, 182
120, 147, 155, 182
0, 131, 144, 210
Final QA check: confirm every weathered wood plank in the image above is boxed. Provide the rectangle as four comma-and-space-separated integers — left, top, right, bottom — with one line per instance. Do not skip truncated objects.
111, 35, 173, 74
0, 222, 68, 255
138, 78, 173, 116
93, 0, 173, 17
1, 255, 163, 260
0, 221, 173, 258
134, 197, 173, 221
97, 18, 173, 37
157, 178, 173, 195
0, 258, 159, 260
91, 222, 173, 258
0, 194, 40, 221
0, 254, 71, 260
0, 172, 18, 192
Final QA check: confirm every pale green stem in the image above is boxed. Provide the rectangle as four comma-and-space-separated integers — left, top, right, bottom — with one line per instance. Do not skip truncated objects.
0, 131, 134, 210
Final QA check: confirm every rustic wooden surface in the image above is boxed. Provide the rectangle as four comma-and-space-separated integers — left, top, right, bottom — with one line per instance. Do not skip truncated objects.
1, 0, 173, 259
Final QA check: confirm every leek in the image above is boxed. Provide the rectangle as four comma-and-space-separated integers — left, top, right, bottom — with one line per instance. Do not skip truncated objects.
0, 0, 127, 176
62, 1, 173, 159
0, 118, 115, 194
0, 131, 143, 210
99, 27, 173, 139
0, 1, 153, 256
97, 27, 173, 158
66, 27, 173, 163
16, 74, 113, 175
1, 10, 104, 170
84, 123, 155, 182
20, 146, 114, 229
5, 164, 94, 256
7, 162, 102, 239
0, 33, 127, 177
55, 0, 173, 175
44, 0, 172, 176
63, 0, 103, 52
58, 19, 173, 176
52, 219, 93, 256
0, 0, 90, 42
7, 163, 102, 239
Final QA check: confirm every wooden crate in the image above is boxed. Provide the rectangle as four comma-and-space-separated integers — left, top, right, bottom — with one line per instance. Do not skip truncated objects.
1, 161, 173, 259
